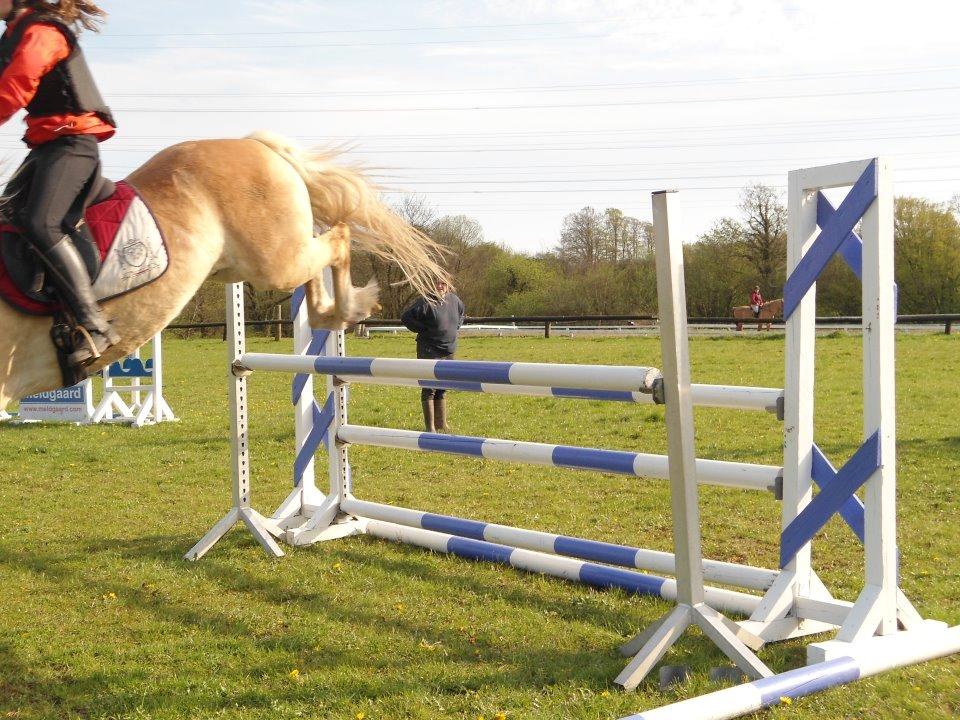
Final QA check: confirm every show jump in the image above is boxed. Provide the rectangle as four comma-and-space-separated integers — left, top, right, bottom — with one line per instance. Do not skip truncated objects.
184, 158, 960, 719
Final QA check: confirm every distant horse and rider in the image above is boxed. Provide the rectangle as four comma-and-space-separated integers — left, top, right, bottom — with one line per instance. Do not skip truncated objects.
732, 285, 783, 331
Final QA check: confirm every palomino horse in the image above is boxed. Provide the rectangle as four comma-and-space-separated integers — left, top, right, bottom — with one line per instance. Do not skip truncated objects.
732, 298, 783, 331
0, 131, 448, 413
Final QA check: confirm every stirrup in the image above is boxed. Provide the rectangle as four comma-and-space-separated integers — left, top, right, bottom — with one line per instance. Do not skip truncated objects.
67, 325, 119, 367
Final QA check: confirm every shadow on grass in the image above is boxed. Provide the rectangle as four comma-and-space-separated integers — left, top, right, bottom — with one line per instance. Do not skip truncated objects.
1, 529, 766, 718
93, 531, 666, 646
897, 434, 960, 452
0, 512, 825, 720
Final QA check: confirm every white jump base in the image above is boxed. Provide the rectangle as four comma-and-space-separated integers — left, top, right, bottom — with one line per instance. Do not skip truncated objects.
187, 159, 958, 719
623, 623, 960, 720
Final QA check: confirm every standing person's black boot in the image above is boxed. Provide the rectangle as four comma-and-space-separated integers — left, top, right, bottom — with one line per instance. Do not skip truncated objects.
434, 395, 449, 433
421, 397, 436, 432
40, 236, 119, 366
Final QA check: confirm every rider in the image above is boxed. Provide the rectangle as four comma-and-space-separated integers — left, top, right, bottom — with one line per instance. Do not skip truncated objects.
0, 0, 117, 367
750, 285, 765, 318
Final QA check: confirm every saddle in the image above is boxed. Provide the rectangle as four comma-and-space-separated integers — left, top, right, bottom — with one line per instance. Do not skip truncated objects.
0, 169, 116, 306
0, 170, 169, 388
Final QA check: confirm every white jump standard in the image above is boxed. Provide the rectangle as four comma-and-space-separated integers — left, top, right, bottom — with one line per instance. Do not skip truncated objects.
92, 333, 176, 426
187, 159, 960, 719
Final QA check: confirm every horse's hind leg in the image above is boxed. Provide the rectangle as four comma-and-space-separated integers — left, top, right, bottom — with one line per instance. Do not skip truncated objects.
303, 223, 379, 330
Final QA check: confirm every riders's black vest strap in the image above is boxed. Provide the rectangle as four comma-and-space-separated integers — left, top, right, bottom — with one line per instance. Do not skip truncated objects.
0, 16, 115, 128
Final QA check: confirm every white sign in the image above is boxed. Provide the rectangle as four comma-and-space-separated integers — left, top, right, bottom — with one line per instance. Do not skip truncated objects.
18, 380, 95, 423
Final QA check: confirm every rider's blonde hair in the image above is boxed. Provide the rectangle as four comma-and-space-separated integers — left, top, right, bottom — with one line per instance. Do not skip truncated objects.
17, 0, 106, 33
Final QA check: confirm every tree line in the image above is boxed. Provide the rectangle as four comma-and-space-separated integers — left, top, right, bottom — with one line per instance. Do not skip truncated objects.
174, 185, 960, 331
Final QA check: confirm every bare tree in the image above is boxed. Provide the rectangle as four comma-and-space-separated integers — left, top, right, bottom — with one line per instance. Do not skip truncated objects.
396, 194, 437, 231
737, 184, 787, 295
430, 214, 497, 314
559, 207, 606, 265
622, 216, 654, 260
688, 218, 750, 315
603, 208, 625, 262
431, 214, 483, 276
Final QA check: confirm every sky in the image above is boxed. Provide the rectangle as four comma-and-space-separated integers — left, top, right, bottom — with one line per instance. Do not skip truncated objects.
1, 0, 958, 254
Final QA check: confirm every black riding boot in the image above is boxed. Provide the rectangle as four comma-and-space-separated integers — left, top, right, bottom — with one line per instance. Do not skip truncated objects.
40, 236, 119, 366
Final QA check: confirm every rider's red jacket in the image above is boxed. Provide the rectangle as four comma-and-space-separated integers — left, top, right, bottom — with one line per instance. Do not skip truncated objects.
0, 10, 115, 147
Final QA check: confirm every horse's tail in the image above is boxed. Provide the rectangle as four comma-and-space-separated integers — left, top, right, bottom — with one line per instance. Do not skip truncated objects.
246, 131, 449, 299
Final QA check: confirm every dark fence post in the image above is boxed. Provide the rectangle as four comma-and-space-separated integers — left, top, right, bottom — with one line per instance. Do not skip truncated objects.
544, 321, 551, 339
947, 320, 954, 335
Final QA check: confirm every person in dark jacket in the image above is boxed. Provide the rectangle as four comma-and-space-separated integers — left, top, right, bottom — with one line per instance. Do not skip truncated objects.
400, 280, 465, 432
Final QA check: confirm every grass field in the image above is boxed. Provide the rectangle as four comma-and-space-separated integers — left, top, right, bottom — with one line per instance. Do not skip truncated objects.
0, 331, 957, 720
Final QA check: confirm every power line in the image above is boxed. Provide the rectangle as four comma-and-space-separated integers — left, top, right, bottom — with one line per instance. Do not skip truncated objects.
105, 19, 615, 37
34, 112, 955, 144
90, 32, 611, 51
101, 84, 960, 112
379, 154, 960, 175
235, 130, 960, 153
390, 153, 960, 172
15, 141, 955, 163
392, 177, 960, 194
88, 162, 959, 193
98, 65, 960, 98
339, 126, 960, 152
33, 144, 960, 172
47, 127, 958, 155
350, 130, 960, 151
103, 11, 755, 38
91, 117, 960, 142
381, 165, 960, 186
